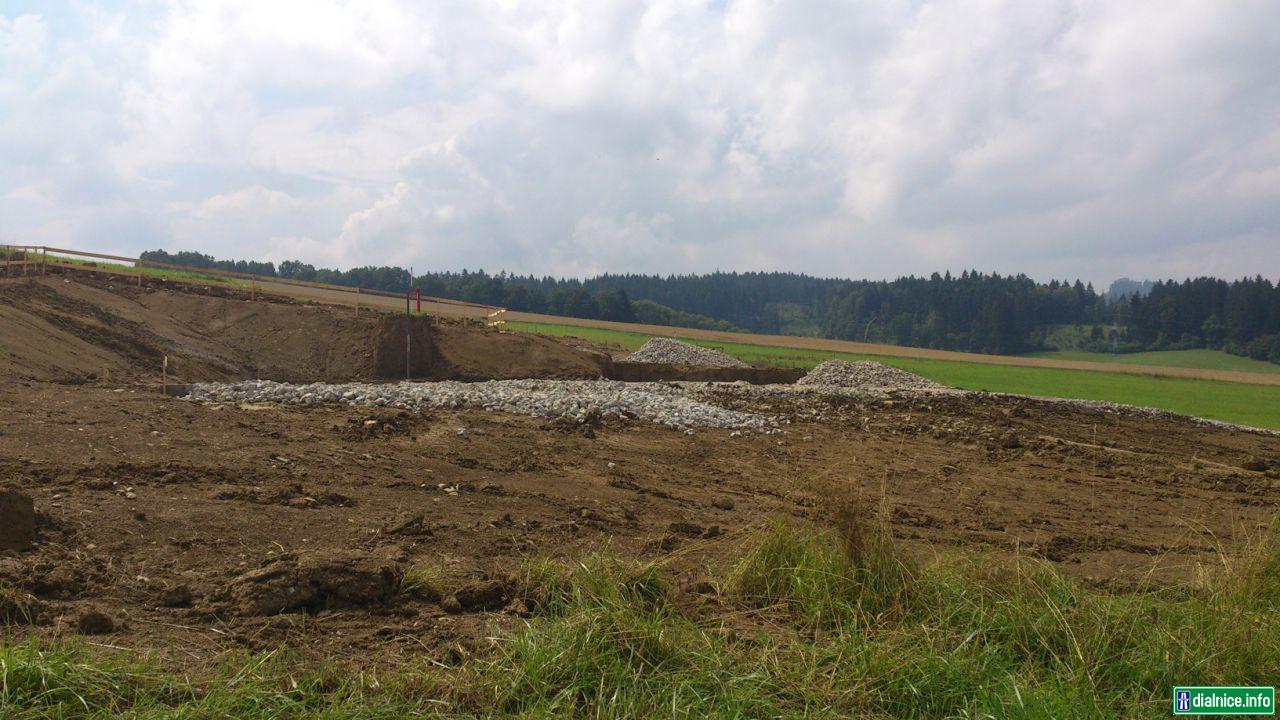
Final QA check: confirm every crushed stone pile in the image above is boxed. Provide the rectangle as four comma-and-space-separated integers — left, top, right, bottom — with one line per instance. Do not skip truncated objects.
796, 360, 945, 391
623, 338, 751, 368
184, 379, 775, 431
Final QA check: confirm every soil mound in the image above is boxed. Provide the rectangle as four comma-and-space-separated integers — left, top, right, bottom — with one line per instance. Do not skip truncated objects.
0, 275, 605, 383
229, 551, 402, 616
624, 338, 750, 368
797, 360, 944, 391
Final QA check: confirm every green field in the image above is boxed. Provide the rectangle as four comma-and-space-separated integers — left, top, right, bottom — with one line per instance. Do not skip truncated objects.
16, 252, 248, 286
509, 320, 1280, 430
1026, 348, 1280, 374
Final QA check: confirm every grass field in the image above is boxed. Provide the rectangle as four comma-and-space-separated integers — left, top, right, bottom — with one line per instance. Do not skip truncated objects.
4, 521, 1277, 719
509, 320, 1280, 430
35, 253, 247, 286
1026, 348, 1280, 374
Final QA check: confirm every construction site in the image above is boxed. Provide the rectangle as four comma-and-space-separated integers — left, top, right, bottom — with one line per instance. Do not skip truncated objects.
1, 252, 1277, 678
6, 4, 1279, 712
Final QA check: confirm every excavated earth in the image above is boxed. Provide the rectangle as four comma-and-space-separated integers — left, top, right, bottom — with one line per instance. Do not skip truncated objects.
1, 272, 1279, 669
0, 273, 608, 384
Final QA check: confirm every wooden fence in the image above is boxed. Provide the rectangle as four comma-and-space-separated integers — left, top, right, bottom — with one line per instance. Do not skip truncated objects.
0, 244, 506, 323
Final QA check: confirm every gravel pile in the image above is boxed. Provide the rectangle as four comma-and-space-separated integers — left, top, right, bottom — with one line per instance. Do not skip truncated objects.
184, 379, 775, 431
624, 338, 751, 368
796, 360, 945, 391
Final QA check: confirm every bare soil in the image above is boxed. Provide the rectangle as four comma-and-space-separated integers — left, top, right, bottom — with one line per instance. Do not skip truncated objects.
1, 276, 1278, 669
0, 274, 606, 384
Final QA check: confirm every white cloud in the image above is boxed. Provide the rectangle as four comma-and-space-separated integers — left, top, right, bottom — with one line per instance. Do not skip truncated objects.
169, 184, 370, 266
0, 14, 47, 83
0, 0, 1277, 284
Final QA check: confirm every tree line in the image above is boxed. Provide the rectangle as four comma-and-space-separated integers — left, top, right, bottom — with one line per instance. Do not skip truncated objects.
141, 250, 736, 329
140, 250, 1280, 364
1124, 277, 1280, 363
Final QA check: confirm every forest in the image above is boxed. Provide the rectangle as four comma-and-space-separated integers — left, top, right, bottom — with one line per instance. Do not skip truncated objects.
141, 250, 1280, 363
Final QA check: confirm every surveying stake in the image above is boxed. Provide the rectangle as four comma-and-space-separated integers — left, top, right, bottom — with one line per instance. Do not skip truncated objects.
405, 267, 413, 381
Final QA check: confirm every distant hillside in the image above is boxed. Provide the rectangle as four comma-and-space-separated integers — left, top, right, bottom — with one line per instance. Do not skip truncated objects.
1105, 278, 1156, 301
631, 300, 739, 332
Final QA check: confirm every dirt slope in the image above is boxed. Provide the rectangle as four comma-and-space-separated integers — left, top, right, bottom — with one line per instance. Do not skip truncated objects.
0, 275, 605, 383
432, 324, 608, 381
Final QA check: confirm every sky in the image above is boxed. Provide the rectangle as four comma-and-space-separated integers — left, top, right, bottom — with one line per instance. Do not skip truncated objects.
2, 1, 1278, 285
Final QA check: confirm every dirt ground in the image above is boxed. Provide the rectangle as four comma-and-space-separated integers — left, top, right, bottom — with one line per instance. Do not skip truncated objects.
1, 276, 1279, 668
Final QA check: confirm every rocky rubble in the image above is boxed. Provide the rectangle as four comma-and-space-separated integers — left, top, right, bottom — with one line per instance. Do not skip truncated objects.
796, 360, 945, 391
623, 338, 751, 368
183, 368, 1279, 438
184, 379, 776, 431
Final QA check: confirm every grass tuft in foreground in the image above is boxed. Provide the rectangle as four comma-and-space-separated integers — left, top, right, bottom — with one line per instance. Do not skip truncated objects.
0, 644, 441, 719
458, 555, 784, 717
3, 522, 1278, 718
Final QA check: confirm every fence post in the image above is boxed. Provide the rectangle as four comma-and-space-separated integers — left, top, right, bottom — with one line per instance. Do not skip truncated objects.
137, 259, 143, 288
41, 247, 47, 276
355, 287, 361, 315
